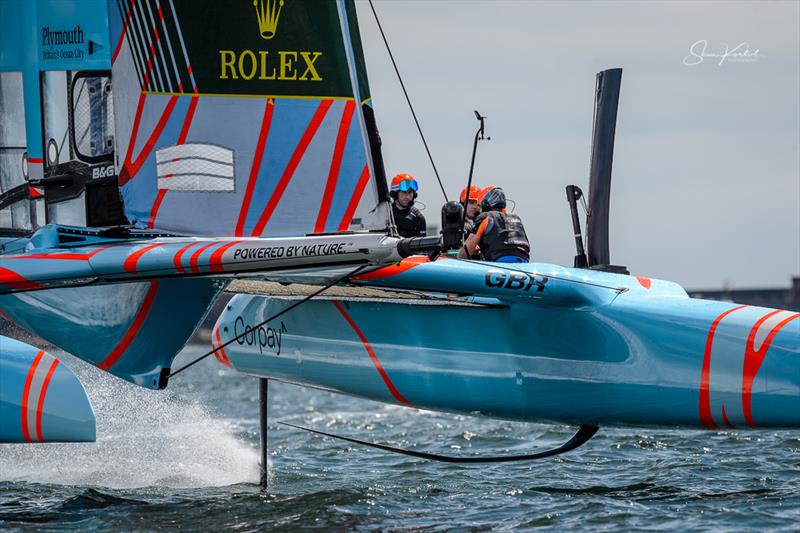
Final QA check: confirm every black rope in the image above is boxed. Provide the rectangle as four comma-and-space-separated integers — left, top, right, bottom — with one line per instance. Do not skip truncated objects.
368, 0, 448, 202
167, 263, 370, 379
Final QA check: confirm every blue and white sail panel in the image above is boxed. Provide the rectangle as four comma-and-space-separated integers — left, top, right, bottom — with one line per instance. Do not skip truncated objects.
108, 0, 389, 237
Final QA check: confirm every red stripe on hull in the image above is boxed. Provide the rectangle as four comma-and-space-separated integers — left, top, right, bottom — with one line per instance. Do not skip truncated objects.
173, 242, 197, 274
98, 281, 160, 371
20, 350, 45, 443
215, 327, 232, 368
332, 301, 411, 405
35, 359, 60, 442
189, 242, 218, 273
4, 244, 117, 261
209, 241, 243, 273
352, 256, 430, 281
698, 305, 747, 429
0, 267, 44, 291
721, 404, 734, 429
742, 311, 799, 428
123, 243, 165, 274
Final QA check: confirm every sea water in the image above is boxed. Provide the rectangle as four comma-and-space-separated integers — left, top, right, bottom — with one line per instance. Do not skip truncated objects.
1, 345, 798, 531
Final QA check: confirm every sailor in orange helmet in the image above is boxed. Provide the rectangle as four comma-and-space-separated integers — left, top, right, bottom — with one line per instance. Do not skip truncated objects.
459, 186, 530, 263
460, 185, 482, 235
390, 173, 426, 238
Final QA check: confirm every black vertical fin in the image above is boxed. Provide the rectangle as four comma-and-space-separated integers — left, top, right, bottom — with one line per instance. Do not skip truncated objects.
586, 68, 623, 269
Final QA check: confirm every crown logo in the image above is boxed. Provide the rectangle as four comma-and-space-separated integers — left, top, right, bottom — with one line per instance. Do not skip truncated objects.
253, 0, 284, 40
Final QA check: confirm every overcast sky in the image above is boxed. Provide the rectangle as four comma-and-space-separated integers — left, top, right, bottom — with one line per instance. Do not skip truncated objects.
355, 0, 799, 289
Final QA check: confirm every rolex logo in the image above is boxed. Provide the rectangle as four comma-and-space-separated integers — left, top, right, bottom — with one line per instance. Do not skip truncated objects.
253, 0, 284, 40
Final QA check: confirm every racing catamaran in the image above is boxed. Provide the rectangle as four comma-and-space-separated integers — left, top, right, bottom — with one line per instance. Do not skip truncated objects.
0, 0, 796, 480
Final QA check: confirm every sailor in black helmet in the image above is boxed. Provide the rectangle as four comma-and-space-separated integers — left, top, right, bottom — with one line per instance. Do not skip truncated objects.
458, 186, 530, 263
390, 173, 426, 238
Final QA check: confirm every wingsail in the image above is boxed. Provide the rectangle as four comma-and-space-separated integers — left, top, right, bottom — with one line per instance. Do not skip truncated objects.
109, 0, 390, 236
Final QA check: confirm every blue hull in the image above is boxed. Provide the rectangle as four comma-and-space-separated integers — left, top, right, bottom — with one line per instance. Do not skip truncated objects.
0, 337, 95, 443
215, 259, 800, 429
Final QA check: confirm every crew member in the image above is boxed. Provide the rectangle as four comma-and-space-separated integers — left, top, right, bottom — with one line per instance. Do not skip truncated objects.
459, 186, 530, 263
460, 185, 482, 235
390, 173, 426, 238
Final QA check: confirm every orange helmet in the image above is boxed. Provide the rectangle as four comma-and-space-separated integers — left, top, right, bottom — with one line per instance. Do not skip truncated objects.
390, 173, 419, 193
459, 185, 481, 202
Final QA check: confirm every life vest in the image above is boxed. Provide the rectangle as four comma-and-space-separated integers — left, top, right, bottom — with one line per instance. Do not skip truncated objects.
392, 203, 427, 238
475, 210, 530, 262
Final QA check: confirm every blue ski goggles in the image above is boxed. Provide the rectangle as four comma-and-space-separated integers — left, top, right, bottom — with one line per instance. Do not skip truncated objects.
393, 179, 418, 192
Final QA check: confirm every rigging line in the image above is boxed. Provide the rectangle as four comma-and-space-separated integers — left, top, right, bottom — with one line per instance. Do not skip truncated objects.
166, 263, 370, 379
456, 257, 628, 293
367, 0, 448, 202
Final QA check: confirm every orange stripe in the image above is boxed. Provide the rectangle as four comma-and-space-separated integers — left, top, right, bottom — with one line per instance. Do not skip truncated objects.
315, 100, 355, 233
35, 359, 60, 442
112, 9, 131, 63
20, 350, 44, 443
236, 99, 275, 236
337, 164, 371, 232
118, 93, 179, 186
4, 244, 117, 261
98, 281, 159, 371
742, 311, 799, 428
177, 95, 199, 145
215, 327, 232, 368
252, 99, 333, 235
189, 242, 218, 273
123, 243, 164, 274
332, 301, 410, 405
0, 267, 44, 291
209, 241, 243, 273
210, 332, 224, 364
147, 189, 168, 229
173, 242, 197, 274
699, 305, 746, 429
352, 256, 429, 282
721, 404, 734, 429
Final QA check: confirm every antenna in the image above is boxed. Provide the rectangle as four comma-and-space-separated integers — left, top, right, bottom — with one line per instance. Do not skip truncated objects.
461, 110, 490, 244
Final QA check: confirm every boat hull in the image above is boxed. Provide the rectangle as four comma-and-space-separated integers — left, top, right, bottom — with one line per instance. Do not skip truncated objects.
0, 336, 95, 443
215, 270, 799, 429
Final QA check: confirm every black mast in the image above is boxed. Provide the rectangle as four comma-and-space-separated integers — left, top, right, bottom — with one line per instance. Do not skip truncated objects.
585, 68, 622, 269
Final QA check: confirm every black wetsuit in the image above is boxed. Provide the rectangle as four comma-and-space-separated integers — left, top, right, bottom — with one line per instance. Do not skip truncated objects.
392, 203, 426, 238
